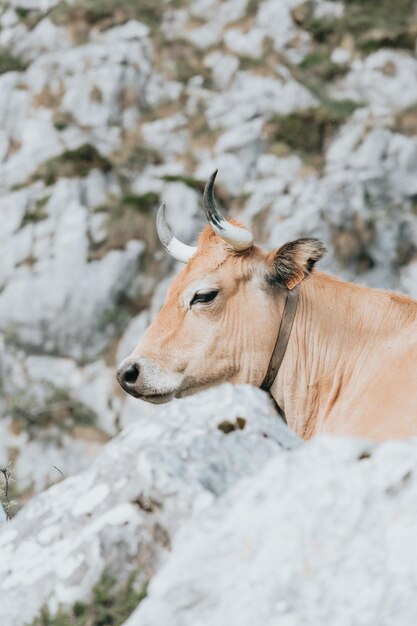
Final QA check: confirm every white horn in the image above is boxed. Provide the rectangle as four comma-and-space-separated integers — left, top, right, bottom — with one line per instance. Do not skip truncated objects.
203, 170, 253, 251
156, 203, 197, 264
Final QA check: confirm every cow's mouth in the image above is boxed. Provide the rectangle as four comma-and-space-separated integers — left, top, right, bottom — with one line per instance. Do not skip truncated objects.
117, 383, 175, 404
138, 391, 175, 404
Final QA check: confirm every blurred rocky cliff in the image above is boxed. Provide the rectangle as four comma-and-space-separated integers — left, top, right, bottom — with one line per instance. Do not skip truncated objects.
1, 0, 417, 509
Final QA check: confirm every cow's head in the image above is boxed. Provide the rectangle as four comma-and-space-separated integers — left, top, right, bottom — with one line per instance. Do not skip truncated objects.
117, 171, 325, 403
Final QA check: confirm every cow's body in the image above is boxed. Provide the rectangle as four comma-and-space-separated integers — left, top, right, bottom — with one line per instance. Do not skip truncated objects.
272, 271, 417, 441
117, 172, 417, 442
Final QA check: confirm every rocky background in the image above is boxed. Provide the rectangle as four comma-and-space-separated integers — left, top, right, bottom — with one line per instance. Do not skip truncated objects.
1, 0, 417, 623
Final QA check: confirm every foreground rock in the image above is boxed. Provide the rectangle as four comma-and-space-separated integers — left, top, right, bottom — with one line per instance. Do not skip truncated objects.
3, 383, 417, 626
130, 435, 417, 626
0, 385, 297, 626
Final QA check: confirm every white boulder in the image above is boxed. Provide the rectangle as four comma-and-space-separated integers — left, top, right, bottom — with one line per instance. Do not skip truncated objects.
128, 436, 417, 626
0, 385, 297, 626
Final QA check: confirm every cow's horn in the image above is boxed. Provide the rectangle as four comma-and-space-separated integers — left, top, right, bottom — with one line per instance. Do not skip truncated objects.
157, 202, 197, 263
203, 170, 253, 251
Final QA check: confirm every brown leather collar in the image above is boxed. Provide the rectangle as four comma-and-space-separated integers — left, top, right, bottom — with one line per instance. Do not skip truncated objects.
261, 285, 300, 396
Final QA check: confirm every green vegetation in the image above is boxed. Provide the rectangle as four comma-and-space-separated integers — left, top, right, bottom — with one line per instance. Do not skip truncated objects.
88, 191, 160, 261
239, 55, 267, 72
294, 0, 417, 148
156, 40, 211, 89
0, 464, 14, 520
331, 214, 376, 274
15, 7, 30, 19
97, 304, 130, 334
50, 0, 181, 33
305, 0, 417, 53
54, 121, 68, 131
20, 196, 50, 228
121, 192, 159, 214
267, 99, 358, 163
31, 570, 147, 626
9, 385, 97, 436
14, 6, 43, 29
246, 0, 262, 16
122, 145, 162, 171
33, 145, 112, 186
0, 462, 28, 519
298, 50, 347, 82
0, 49, 27, 75
160, 174, 203, 191
53, 111, 74, 132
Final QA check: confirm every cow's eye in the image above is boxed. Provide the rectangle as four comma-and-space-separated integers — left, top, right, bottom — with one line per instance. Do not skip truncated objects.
190, 289, 219, 306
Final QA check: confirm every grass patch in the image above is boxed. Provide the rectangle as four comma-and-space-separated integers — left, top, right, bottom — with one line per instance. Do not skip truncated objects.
156, 40, 211, 88
160, 174, 203, 191
33, 145, 112, 186
305, 0, 417, 53
20, 196, 50, 228
53, 111, 74, 132
14, 7, 43, 28
31, 570, 147, 626
1, 464, 14, 520
121, 192, 159, 213
296, 0, 417, 99
122, 145, 162, 171
246, 0, 262, 16
331, 214, 376, 273
267, 99, 358, 162
50, 0, 181, 34
0, 462, 30, 520
239, 55, 268, 72
298, 50, 348, 81
290, 10, 361, 169
0, 49, 27, 74
15, 7, 30, 19
97, 304, 130, 334
9, 385, 97, 437
358, 31, 416, 54
88, 191, 160, 261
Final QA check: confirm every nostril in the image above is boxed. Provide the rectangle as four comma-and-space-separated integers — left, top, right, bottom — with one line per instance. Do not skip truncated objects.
123, 364, 139, 385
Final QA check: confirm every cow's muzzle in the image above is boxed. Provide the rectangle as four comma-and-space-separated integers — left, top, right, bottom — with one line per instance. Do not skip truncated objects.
116, 356, 181, 403
117, 360, 141, 397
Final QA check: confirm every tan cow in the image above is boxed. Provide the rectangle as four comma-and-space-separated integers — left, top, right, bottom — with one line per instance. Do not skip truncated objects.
117, 172, 417, 442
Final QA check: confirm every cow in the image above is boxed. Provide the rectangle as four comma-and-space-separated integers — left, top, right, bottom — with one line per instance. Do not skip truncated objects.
117, 171, 417, 442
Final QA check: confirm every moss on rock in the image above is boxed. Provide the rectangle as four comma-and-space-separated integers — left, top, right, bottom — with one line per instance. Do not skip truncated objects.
0, 49, 28, 75
266, 99, 358, 165
33, 145, 112, 186
9, 384, 98, 437
298, 50, 348, 82
305, 0, 417, 53
50, 0, 181, 34
20, 196, 50, 228
88, 190, 160, 261
31, 570, 147, 626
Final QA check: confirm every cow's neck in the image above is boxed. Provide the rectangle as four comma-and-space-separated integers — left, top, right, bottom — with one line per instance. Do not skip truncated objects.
270, 271, 414, 439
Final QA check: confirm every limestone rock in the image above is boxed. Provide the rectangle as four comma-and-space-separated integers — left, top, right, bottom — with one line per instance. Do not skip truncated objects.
0, 385, 298, 626
0, 175, 145, 361
332, 51, 417, 112
127, 436, 417, 626
206, 71, 317, 129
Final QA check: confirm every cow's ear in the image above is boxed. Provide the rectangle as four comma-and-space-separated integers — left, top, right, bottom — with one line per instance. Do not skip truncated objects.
265, 238, 326, 290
